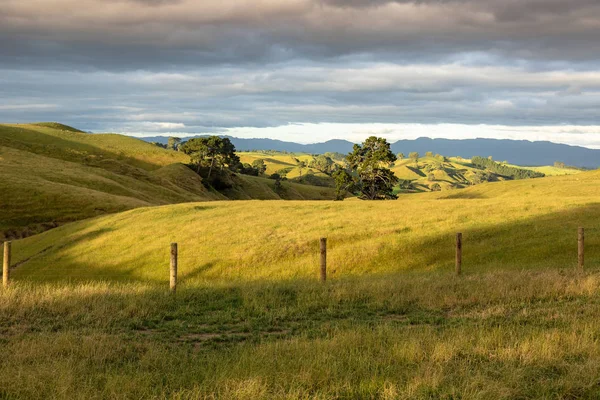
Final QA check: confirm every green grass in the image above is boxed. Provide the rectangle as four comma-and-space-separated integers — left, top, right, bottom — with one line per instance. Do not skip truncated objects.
515, 165, 584, 176
3, 269, 600, 398
7, 169, 600, 284
2, 128, 600, 398
0, 125, 336, 239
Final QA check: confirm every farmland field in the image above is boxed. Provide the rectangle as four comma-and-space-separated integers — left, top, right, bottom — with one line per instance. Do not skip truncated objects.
2, 165, 600, 398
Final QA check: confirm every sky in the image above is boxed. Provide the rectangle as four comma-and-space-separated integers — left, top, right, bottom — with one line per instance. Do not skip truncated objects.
2, 0, 600, 147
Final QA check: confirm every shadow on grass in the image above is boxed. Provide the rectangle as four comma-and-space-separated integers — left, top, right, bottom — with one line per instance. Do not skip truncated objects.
9, 203, 600, 284
371, 202, 600, 273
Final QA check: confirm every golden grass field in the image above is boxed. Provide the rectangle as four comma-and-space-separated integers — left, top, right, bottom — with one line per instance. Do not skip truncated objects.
2, 124, 600, 398
0, 124, 336, 239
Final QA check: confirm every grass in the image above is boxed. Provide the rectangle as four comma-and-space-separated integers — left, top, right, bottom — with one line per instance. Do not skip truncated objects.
0, 124, 336, 239
3, 269, 600, 398
7, 169, 600, 284
2, 126, 600, 398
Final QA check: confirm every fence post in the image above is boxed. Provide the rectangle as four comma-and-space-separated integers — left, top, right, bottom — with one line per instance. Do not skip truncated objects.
578, 227, 584, 270
3, 241, 11, 288
455, 233, 462, 275
320, 238, 327, 282
170, 243, 178, 293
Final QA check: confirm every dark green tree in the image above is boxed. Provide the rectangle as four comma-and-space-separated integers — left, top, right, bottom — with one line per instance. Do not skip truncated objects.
340, 136, 399, 200
180, 136, 238, 178
332, 168, 355, 200
269, 173, 283, 194
252, 159, 267, 175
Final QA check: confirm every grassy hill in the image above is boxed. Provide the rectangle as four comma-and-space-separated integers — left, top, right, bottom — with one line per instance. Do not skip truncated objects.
238, 151, 335, 186
0, 124, 336, 239
2, 170, 600, 397
238, 151, 583, 194
2, 128, 599, 399
7, 169, 600, 283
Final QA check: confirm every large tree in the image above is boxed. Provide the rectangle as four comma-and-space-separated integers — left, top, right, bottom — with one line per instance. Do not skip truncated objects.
180, 136, 238, 178
337, 136, 399, 200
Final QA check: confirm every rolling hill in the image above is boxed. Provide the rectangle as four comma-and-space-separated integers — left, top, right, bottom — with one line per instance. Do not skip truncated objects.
7, 168, 600, 283
3, 136, 600, 398
0, 123, 336, 239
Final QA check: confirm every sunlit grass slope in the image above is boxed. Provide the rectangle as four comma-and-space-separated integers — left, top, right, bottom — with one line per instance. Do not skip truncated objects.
238, 151, 334, 184
0, 123, 220, 238
392, 156, 504, 191
3, 171, 600, 398
7, 170, 600, 283
0, 124, 336, 239
0, 123, 189, 169
518, 165, 583, 176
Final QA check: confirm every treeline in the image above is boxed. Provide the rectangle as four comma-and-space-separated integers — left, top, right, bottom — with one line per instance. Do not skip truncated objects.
471, 156, 545, 179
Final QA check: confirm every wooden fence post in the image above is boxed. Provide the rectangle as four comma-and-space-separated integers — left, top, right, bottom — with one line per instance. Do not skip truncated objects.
170, 243, 178, 293
320, 238, 327, 282
455, 233, 462, 276
578, 227, 584, 270
3, 241, 11, 288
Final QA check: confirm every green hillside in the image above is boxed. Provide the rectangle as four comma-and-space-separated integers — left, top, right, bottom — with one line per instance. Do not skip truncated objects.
238, 151, 335, 186
0, 124, 336, 239
239, 151, 583, 194
7, 169, 600, 283
3, 127, 600, 399
3, 169, 600, 398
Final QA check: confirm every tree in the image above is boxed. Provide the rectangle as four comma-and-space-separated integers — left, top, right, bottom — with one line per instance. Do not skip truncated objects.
332, 168, 355, 200
425, 151, 434, 158
167, 137, 181, 150
397, 152, 405, 160
431, 183, 442, 192
310, 155, 334, 175
428, 173, 436, 181
409, 152, 419, 165
554, 161, 566, 169
236, 162, 259, 176
338, 136, 399, 200
269, 173, 283, 194
180, 136, 238, 179
150, 142, 166, 149
252, 159, 267, 175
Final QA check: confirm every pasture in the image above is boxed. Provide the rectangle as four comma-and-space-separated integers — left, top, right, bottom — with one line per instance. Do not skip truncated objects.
2, 170, 600, 398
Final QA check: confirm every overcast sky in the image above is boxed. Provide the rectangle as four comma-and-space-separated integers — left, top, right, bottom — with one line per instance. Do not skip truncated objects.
2, 0, 600, 147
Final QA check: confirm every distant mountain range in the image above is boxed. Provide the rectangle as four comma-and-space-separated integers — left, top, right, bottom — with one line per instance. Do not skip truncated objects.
140, 135, 600, 168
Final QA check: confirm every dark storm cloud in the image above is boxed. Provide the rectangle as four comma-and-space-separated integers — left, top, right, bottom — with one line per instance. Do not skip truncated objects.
2, 0, 600, 68
1, 0, 600, 142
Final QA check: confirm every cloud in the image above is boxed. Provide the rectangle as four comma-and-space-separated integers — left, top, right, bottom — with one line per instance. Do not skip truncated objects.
2, 0, 600, 69
1, 0, 600, 145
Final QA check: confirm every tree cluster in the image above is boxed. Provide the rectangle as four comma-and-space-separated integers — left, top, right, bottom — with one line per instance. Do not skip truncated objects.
180, 136, 239, 179
471, 156, 545, 180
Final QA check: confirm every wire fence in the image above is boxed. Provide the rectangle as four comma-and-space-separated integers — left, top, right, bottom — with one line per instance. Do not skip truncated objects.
1, 227, 592, 291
